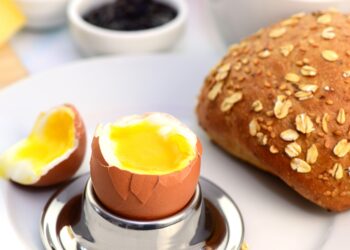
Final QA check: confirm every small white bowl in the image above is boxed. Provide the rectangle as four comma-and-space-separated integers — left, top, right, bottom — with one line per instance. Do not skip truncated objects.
67, 0, 188, 56
15, 0, 69, 30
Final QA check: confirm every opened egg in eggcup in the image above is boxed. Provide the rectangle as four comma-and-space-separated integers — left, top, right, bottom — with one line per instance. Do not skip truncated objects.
90, 112, 202, 220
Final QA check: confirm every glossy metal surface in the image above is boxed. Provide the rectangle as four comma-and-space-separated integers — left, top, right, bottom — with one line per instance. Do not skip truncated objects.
41, 174, 244, 250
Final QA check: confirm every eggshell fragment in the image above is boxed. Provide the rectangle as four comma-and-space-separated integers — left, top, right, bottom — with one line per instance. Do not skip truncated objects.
0, 104, 86, 187
33, 104, 86, 186
90, 115, 202, 220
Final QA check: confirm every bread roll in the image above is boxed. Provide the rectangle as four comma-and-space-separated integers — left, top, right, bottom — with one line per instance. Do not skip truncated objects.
196, 10, 350, 211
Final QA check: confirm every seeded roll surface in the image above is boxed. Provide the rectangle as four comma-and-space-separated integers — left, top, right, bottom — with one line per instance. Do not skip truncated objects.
197, 10, 350, 211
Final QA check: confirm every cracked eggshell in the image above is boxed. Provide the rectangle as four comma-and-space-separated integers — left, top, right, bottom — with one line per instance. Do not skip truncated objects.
32, 104, 87, 187
90, 135, 202, 220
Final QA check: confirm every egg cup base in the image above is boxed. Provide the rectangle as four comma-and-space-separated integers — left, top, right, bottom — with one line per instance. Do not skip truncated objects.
40, 174, 244, 250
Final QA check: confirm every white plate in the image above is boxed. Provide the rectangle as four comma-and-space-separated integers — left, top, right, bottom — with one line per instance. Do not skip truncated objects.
0, 54, 348, 250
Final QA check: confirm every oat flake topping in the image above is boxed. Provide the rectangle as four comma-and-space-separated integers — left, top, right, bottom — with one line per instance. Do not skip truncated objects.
317, 14, 332, 24
280, 129, 299, 141
321, 50, 339, 61
220, 92, 243, 112
306, 144, 318, 164
333, 139, 350, 157
269, 27, 287, 38
249, 118, 260, 136
295, 113, 315, 134
291, 158, 311, 173
285, 142, 302, 158
251, 100, 263, 112
207, 82, 223, 101
331, 163, 344, 180
280, 44, 294, 56
274, 95, 292, 119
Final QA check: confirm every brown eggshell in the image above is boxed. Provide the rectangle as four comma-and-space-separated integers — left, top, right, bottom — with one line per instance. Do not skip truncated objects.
31, 104, 87, 187
90, 135, 202, 220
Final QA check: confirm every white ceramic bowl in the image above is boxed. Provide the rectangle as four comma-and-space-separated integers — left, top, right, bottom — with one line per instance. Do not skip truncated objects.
15, 0, 69, 30
68, 0, 188, 56
207, 0, 349, 44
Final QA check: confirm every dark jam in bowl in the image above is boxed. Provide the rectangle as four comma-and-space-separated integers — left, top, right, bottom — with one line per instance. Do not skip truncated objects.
83, 0, 178, 31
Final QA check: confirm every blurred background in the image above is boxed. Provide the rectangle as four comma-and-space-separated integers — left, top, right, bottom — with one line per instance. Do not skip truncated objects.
1, 0, 349, 87
2, 1, 350, 249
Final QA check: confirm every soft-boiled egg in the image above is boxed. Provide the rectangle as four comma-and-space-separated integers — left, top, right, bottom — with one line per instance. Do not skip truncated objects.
90, 113, 202, 220
0, 104, 86, 187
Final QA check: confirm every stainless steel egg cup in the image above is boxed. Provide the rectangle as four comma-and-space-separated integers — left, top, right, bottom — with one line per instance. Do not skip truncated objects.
41, 174, 244, 250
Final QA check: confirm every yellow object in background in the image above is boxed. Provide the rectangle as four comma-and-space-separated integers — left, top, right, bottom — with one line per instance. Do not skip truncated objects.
0, 0, 25, 46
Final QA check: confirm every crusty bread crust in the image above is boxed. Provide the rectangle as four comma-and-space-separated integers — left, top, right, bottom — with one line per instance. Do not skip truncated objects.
197, 10, 350, 211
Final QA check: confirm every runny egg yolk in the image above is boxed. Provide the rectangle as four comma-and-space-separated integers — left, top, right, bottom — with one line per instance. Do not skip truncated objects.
109, 121, 195, 175
12, 107, 75, 175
